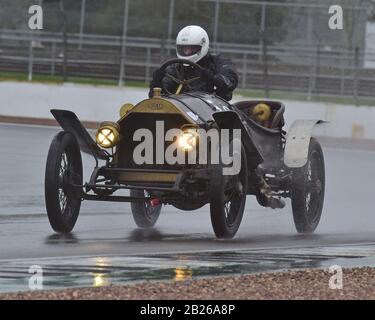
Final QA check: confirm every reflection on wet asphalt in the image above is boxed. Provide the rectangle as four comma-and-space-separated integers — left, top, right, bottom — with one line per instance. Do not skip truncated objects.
1, 243, 375, 293
46, 233, 79, 244
1, 123, 375, 292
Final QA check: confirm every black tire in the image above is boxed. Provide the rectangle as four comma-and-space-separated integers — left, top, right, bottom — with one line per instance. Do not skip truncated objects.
130, 190, 162, 228
291, 138, 325, 234
210, 142, 248, 239
45, 131, 83, 233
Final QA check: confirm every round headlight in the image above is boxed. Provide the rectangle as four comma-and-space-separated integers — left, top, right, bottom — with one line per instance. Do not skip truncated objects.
178, 131, 197, 152
96, 122, 120, 148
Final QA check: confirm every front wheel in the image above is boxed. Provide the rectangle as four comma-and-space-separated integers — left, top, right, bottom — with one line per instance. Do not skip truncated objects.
291, 138, 325, 234
45, 131, 83, 233
210, 142, 248, 239
130, 190, 162, 228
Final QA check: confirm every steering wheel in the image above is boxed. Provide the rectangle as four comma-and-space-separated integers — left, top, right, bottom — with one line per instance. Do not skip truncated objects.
159, 59, 204, 95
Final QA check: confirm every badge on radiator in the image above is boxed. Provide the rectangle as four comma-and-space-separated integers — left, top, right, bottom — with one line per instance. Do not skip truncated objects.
187, 111, 199, 121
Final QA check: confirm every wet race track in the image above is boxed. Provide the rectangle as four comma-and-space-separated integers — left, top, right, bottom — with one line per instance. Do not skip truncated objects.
1, 123, 375, 291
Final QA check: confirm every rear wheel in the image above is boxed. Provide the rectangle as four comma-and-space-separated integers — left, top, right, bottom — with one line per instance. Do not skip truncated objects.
291, 138, 325, 233
45, 131, 83, 233
210, 142, 248, 239
130, 190, 162, 228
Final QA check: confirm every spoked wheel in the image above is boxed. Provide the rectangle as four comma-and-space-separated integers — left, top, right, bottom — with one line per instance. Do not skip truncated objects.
130, 189, 162, 228
45, 131, 83, 233
291, 138, 325, 234
210, 142, 248, 239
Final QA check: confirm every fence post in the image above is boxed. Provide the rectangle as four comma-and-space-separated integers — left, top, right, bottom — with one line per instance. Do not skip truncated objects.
260, 3, 269, 97
213, 0, 220, 48
307, 51, 315, 100
306, 7, 313, 46
307, 65, 314, 100
308, 44, 321, 100
353, 47, 359, 106
242, 53, 247, 89
146, 47, 151, 83
262, 37, 269, 98
160, 35, 167, 63
59, 0, 68, 82
315, 44, 321, 99
167, 0, 175, 56
340, 51, 345, 95
62, 22, 68, 82
79, 0, 86, 50
119, 0, 130, 87
51, 42, 56, 76
28, 40, 34, 81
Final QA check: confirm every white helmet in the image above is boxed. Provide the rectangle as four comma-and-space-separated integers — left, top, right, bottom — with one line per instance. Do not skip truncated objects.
176, 25, 209, 64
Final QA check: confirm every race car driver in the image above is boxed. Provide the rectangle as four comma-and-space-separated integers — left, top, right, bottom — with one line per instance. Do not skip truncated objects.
149, 25, 238, 101
149, 26, 283, 209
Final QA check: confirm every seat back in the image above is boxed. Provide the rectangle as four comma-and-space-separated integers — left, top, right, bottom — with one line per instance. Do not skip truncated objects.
233, 100, 285, 129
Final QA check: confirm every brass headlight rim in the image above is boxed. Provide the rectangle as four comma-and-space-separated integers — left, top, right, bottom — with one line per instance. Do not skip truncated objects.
96, 122, 121, 149
180, 123, 200, 131
178, 130, 198, 152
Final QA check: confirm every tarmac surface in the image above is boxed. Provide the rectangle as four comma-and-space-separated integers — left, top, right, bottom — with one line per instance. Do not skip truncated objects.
1, 123, 375, 292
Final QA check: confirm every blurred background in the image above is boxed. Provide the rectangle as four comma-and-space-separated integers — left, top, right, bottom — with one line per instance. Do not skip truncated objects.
0, 0, 374, 104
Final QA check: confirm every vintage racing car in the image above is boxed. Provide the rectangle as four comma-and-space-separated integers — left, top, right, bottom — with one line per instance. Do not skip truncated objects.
45, 59, 325, 239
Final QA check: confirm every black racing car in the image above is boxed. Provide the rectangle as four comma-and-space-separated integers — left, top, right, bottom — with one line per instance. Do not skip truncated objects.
45, 59, 325, 239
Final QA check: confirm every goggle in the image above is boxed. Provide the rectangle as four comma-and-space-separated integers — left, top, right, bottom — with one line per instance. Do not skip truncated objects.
177, 45, 202, 57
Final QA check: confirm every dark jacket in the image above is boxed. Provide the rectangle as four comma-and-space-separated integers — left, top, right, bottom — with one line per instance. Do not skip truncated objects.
149, 53, 239, 101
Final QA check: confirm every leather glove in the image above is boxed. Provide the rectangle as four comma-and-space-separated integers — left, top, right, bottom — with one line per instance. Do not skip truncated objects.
200, 68, 214, 83
153, 68, 165, 84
